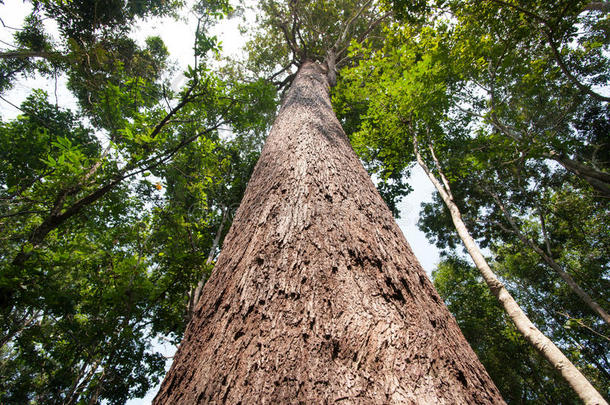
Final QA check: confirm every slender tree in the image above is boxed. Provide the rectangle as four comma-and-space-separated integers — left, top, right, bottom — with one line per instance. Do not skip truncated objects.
414, 138, 607, 405
154, 1, 504, 402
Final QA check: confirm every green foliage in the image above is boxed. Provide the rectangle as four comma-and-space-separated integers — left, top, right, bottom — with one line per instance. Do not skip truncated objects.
234, 0, 389, 91
334, 24, 456, 211
2, 0, 608, 401
0, 0, 277, 402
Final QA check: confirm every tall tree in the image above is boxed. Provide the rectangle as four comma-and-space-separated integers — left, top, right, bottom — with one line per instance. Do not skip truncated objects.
153, 1, 504, 402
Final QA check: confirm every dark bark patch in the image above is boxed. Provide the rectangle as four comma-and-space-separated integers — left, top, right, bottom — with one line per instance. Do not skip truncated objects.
244, 304, 255, 318
331, 340, 340, 360
457, 369, 468, 387
234, 329, 245, 340
399, 277, 412, 297
385, 276, 406, 303
347, 248, 364, 266
212, 296, 222, 312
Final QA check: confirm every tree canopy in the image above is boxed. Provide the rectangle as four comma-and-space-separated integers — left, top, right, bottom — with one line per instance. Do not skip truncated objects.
0, 0, 608, 402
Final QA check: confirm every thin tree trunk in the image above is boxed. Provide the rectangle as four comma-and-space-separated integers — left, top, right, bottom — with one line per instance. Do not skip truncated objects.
0, 310, 40, 348
414, 139, 607, 405
153, 61, 504, 404
488, 192, 610, 325
187, 206, 229, 318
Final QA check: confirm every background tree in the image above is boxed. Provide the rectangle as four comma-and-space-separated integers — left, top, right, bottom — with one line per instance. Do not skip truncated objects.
335, 0, 609, 401
432, 256, 582, 403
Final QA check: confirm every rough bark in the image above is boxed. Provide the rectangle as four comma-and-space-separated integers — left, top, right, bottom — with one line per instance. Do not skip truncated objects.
415, 140, 608, 405
153, 62, 503, 404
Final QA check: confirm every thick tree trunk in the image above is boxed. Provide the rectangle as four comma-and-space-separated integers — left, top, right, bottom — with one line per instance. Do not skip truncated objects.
153, 61, 504, 404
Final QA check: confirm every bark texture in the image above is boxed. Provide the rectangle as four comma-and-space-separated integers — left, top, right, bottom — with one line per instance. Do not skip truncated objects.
153, 62, 504, 404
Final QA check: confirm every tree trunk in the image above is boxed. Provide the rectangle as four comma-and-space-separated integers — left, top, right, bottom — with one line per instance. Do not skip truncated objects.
153, 61, 504, 404
414, 140, 608, 405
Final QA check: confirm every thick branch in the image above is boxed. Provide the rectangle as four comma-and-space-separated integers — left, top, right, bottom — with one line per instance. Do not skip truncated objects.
543, 151, 610, 197
583, 2, 610, 12
0, 50, 61, 60
337, 11, 393, 62
332, 0, 374, 52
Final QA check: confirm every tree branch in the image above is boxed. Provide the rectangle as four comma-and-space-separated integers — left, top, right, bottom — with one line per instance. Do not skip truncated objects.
332, 0, 374, 53
489, 0, 610, 102
488, 189, 610, 325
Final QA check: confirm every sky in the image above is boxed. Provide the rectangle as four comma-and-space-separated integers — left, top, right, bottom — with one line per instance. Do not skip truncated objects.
0, 1, 440, 402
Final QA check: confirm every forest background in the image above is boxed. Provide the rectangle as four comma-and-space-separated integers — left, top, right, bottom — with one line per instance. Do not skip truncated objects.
0, 0, 607, 403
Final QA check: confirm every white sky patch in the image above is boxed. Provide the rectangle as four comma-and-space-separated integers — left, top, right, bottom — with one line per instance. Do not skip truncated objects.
396, 165, 439, 276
